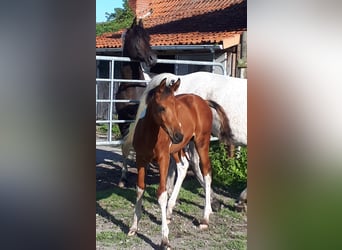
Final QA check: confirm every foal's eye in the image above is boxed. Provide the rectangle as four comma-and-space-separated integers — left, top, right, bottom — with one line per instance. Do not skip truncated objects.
158, 106, 165, 113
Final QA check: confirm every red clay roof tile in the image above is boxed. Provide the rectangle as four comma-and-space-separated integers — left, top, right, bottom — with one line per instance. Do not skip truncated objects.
96, 0, 246, 49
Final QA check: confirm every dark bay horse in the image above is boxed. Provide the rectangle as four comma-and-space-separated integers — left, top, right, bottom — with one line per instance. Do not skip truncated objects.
127, 78, 233, 248
115, 17, 157, 139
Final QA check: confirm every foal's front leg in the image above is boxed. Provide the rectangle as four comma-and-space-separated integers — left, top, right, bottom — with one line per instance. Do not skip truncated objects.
157, 154, 172, 249
128, 158, 146, 236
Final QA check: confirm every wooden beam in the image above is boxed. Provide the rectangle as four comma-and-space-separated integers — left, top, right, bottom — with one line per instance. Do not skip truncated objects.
222, 34, 241, 49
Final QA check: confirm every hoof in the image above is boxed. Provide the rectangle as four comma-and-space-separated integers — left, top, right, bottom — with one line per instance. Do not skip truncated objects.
199, 219, 209, 230
234, 203, 247, 213
211, 198, 221, 212
127, 229, 137, 236
118, 179, 126, 188
160, 240, 171, 250
199, 223, 209, 230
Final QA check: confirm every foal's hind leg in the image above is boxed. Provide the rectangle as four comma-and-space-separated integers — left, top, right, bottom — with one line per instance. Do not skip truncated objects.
194, 139, 213, 229
187, 142, 220, 211
166, 150, 189, 222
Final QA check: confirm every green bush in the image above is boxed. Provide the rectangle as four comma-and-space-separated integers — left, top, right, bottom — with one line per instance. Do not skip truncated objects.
96, 123, 122, 139
209, 141, 247, 190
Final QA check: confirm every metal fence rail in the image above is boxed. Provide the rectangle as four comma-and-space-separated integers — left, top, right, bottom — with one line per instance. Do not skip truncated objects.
96, 56, 226, 146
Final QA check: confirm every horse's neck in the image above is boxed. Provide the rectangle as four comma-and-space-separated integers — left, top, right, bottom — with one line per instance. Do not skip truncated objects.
121, 62, 144, 80
140, 62, 156, 81
139, 107, 161, 139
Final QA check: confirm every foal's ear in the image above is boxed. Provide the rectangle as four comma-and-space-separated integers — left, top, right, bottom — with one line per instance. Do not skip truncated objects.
170, 78, 181, 92
158, 78, 168, 91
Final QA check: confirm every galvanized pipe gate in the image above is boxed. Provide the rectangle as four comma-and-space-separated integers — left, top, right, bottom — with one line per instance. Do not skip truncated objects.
96, 56, 226, 146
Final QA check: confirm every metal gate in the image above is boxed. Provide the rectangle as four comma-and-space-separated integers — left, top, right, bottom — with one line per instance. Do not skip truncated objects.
96, 56, 226, 146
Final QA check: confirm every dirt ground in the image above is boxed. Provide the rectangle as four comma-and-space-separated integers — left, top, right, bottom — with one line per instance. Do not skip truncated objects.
96, 145, 247, 249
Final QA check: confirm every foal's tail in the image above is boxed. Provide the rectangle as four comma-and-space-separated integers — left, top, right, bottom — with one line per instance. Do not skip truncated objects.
206, 100, 234, 146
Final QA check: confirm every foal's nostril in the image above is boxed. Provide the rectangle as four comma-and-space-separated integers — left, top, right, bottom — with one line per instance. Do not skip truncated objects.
148, 54, 157, 66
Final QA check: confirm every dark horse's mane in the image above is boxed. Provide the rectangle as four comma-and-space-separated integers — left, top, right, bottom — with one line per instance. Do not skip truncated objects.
115, 17, 157, 138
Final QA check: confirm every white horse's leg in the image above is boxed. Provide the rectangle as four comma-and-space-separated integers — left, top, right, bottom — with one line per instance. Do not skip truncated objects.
128, 186, 144, 236
158, 191, 170, 248
119, 130, 136, 188
200, 173, 212, 229
235, 145, 242, 158
118, 157, 129, 188
166, 155, 189, 221
234, 187, 247, 212
119, 140, 134, 187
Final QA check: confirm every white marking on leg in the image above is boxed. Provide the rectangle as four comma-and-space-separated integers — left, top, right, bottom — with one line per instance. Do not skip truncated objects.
128, 186, 144, 236
200, 174, 212, 229
167, 156, 189, 220
158, 191, 169, 245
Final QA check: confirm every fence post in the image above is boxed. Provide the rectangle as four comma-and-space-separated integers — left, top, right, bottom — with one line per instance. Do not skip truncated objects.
238, 31, 247, 79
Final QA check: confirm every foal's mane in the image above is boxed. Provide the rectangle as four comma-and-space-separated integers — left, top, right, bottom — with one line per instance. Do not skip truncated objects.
123, 73, 179, 144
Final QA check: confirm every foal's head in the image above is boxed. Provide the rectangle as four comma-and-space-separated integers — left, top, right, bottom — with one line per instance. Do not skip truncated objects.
146, 78, 184, 144
123, 17, 157, 67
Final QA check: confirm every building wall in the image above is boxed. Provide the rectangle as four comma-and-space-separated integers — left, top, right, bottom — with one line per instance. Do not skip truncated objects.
176, 53, 213, 75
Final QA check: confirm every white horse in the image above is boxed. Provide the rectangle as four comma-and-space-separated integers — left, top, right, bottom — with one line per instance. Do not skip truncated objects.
120, 71, 247, 210
149, 72, 247, 145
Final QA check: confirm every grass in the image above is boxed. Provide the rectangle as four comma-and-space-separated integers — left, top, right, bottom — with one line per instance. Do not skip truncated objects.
226, 240, 247, 250
96, 231, 140, 248
96, 120, 122, 139
96, 179, 246, 249
97, 188, 135, 206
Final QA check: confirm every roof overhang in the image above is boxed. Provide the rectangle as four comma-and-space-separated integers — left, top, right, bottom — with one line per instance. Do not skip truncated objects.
222, 33, 241, 49
153, 44, 223, 51
96, 48, 122, 53
96, 44, 224, 54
